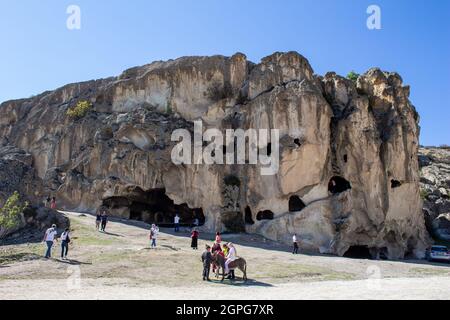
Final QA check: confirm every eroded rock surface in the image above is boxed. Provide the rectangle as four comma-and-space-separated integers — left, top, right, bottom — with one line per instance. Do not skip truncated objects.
0, 52, 430, 258
420, 147, 450, 241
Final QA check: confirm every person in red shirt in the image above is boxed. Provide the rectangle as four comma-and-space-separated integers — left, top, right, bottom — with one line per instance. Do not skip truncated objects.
215, 232, 222, 244
191, 228, 199, 250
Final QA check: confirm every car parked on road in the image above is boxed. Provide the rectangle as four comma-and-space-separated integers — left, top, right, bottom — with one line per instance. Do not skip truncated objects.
426, 245, 450, 263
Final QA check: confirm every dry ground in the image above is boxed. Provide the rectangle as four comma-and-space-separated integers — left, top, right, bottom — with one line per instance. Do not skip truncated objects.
1, 211, 450, 300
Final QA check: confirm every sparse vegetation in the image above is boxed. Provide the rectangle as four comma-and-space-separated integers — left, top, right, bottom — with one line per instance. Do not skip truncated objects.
420, 189, 429, 200
166, 101, 173, 114
0, 191, 28, 235
206, 80, 234, 102
66, 100, 93, 119
346, 71, 360, 83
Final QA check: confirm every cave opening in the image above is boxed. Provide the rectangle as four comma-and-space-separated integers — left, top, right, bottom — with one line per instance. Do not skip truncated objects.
328, 176, 352, 194
102, 188, 205, 227
288, 196, 306, 212
391, 179, 402, 189
343, 246, 372, 259
256, 210, 274, 221
245, 206, 255, 225
294, 139, 301, 147
343, 154, 348, 163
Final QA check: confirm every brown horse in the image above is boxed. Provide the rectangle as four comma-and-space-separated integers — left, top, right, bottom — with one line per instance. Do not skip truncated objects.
212, 253, 247, 282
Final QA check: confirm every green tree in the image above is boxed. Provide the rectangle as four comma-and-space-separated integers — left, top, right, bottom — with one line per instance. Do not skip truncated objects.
0, 191, 28, 232
66, 100, 93, 119
347, 71, 360, 83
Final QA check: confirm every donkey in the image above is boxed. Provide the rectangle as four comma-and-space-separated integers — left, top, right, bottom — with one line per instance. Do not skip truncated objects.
212, 253, 247, 282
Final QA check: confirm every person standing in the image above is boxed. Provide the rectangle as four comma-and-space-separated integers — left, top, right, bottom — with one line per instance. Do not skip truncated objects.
191, 228, 199, 250
193, 217, 199, 229
150, 224, 159, 248
201, 245, 212, 281
174, 214, 180, 232
43, 224, 58, 259
215, 232, 222, 244
60, 228, 71, 260
50, 197, 57, 210
292, 233, 299, 254
45, 196, 51, 208
100, 211, 108, 232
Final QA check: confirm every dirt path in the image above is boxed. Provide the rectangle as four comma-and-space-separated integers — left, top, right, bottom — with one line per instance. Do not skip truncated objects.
1, 211, 449, 300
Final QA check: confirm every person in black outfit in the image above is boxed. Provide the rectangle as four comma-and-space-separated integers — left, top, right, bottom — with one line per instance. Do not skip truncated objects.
101, 211, 108, 232
201, 245, 212, 281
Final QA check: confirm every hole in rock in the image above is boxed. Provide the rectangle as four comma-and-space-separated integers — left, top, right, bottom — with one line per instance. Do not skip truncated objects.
328, 176, 352, 194
102, 188, 205, 227
288, 196, 306, 212
391, 179, 402, 189
343, 154, 348, 163
343, 246, 372, 259
224, 175, 241, 187
294, 139, 301, 147
245, 206, 255, 225
256, 210, 274, 221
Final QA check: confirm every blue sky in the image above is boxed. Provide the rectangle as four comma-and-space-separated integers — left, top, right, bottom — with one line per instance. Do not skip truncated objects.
0, 0, 449, 145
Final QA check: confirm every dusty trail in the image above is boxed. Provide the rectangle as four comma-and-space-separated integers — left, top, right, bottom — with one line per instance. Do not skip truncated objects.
1, 211, 449, 300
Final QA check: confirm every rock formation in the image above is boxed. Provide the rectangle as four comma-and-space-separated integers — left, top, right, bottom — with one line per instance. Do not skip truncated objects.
0, 52, 430, 258
420, 146, 450, 240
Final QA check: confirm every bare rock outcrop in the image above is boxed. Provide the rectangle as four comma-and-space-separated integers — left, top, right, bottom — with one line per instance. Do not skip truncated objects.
420, 147, 450, 240
0, 52, 430, 258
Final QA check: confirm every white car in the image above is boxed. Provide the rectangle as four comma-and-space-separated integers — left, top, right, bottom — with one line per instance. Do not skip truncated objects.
427, 245, 450, 263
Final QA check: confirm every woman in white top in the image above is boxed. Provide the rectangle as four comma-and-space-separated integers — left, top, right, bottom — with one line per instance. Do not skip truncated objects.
150, 224, 159, 248
224, 242, 237, 275
43, 224, 58, 259
60, 228, 70, 260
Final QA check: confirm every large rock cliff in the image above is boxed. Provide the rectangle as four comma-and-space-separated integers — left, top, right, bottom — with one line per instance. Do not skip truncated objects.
420, 147, 450, 241
0, 52, 430, 258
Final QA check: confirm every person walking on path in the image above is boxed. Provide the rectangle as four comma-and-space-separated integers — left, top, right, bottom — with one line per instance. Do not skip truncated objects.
201, 245, 212, 281
60, 228, 71, 260
100, 211, 108, 232
191, 228, 199, 250
150, 224, 159, 248
95, 210, 102, 231
50, 197, 57, 210
292, 233, 299, 254
43, 224, 58, 259
174, 214, 180, 232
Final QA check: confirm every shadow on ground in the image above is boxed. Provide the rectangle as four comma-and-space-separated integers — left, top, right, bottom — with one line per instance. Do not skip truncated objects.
0, 253, 43, 265
208, 278, 273, 287
57, 259, 92, 266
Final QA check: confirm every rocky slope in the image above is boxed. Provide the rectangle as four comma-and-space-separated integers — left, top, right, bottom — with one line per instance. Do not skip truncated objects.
0, 52, 430, 258
420, 147, 450, 240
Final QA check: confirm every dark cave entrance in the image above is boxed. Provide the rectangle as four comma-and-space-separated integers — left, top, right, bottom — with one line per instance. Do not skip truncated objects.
391, 179, 402, 189
245, 206, 255, 225
328, 176, 352, 194
288, 196, 306, 212
256, 210, 274, 221
102, 188, 205, 227
343, 246, 372, 259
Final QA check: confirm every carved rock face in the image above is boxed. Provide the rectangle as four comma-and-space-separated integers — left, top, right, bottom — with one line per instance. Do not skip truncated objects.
0, 52, 430, 259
